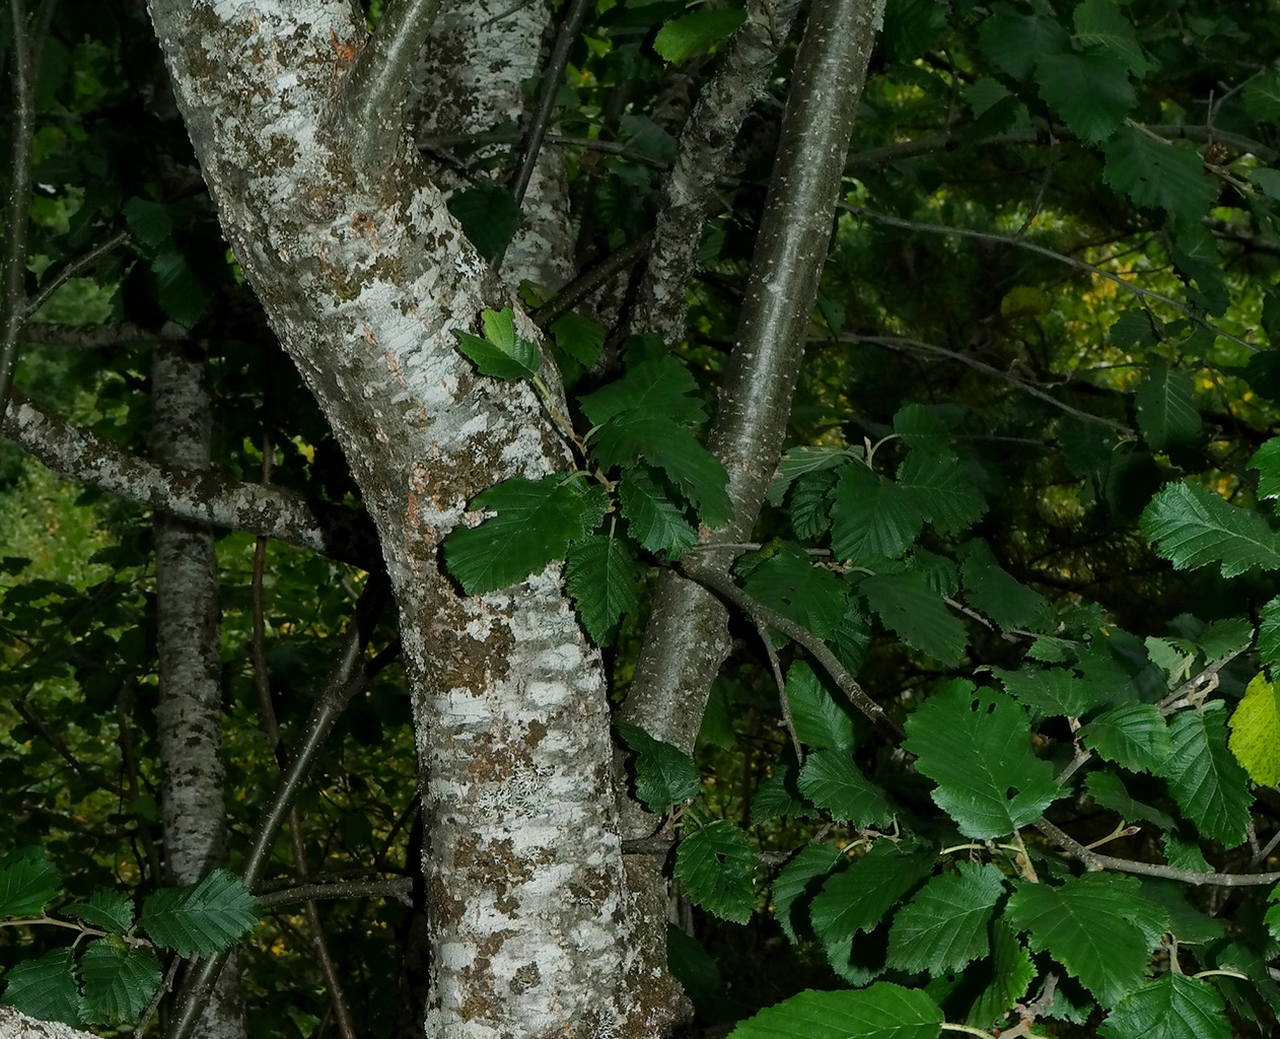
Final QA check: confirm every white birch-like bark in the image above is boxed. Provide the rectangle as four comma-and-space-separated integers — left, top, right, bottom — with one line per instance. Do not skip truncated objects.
143, 1, 672, 1034
151, 341, 246, 1039
0, 1007, 99, 1039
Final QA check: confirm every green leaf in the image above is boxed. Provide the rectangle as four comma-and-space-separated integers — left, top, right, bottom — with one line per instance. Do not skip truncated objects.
786, 661, 856, 750
1162, 830, 1210, 873
579, 356, 706, 428
0, 947, 84, 1028
150, 247, 209, 328
959, 540, 1050, 632
892, 404, 951, 451
991, 664, 1111, 718
1249, 437, 1280, 500
617, 722, 700, 812
1244, 70, 1280, 124
810, 843, 935, 945
0, 846, 60, 918
451, 307, 541, 380
591, 414, 731, 526
798, 750, 892, 826
447, 184, 518, 261
138, 869, 260, 958
979, 2, 1069, 80
1111, 307, 1160, 348
1005, 873, 1166, 1007
740, 548, 849, 641
1085, 771, 1176, 830
443, 475, 608, 595
618, 467, 697, 557
1100, 973, 1231, 1039
726, 983, 943, 1039
1156, 703, 1252, 848
1136, 362, 1202, 451
1267, 883, 1280, 941
122, 197, 173, 251
771, 843, 841, 943
831, 463, 923, 561
1036, 49, 1135, 144
565, 535, 640, 643
751, 767, 810, 825
787, 471, 835, 540
1258, 596, 1280, 674
80, 938, 162, 1026
1072, 0, 1152, 76
860, 571, 967, 666
1228, 672, 1280, 786
1140, 482, 1280, 577
550, 312, 605, 368
902, 682, 1060, 838
886, 862, 1007, 975
1102, 128, 1218, 229
1080, 703, 1171, 773
674, 821, 758, 924
1139, 879, 1225, 945
767, 446, 857, 504
64, 890, 134, 934
967, 921, 1036, 1029
653, 9, 747, 63
896, 449, 987, 535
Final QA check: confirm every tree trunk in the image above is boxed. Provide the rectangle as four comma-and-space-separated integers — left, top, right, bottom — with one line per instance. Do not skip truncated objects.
151, 340, 246, 1039
143, 1, 678, 1034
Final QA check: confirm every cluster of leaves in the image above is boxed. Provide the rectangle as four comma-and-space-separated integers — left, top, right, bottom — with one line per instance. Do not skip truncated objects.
0, 848, 258, 1029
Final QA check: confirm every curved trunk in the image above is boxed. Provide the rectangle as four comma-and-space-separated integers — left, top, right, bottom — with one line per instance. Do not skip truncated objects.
144, 1, 677, 1034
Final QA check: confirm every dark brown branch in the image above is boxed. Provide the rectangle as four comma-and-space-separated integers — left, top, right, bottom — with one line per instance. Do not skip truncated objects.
18, 321, 182, 348
530, 232, 653, 328
23, 229, 130, 320
257, 877, 414, 910
0, 0, 35, 420
2, 389, 378, 569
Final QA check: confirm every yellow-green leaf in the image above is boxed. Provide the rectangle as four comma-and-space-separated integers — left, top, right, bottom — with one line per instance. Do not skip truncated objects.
1228, 672, 1280, 785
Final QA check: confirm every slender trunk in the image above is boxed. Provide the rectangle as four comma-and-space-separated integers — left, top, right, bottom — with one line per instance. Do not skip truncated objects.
144, 1, 675, 1033
152, 340, 245, 1039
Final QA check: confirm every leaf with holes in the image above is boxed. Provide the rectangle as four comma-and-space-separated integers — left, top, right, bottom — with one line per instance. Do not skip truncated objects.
674, 822, 758, 924
902, 682, 1060, 838
886, 862, 1007, 975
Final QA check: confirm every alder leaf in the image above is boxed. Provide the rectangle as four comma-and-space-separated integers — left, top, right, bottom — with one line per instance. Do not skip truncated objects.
771, 843, 842, 944
653, 9, 747, 63
80, 938, 162, 1026
579, 355, 706, 428
786, 661, 856, 750
896, 449, 987, 535
1249, 437, 1280, 500
1036, 49, 1135, 144
860, 571, 967, 666
444, 475, 608, 595
958, 540, 1051, 632
797, 750, 892, 826
902, 682, 1060, 838
0, 846, 60, 918
0, 947, 84, 1028
1258, 596, 1280, 675
618, 467, 697, 557
674, 821, 758, 924
967, 921, 1036, 1029
1102, 128, 1217, 229
1072, 0, 1153, 76
1099, 973, 1230, 1039
831, 463, 923, 561
565, 535, 640, 643
740, 547, 849, 641
886, 862, 1007, 975
451, 307, 541, 380
138, 869, 260, 958
1155, 703, 1252, 848
1079, 703, 1171, 773
809, 843, 935, 946
617, 722, 700, 812
1140, 482, 1280, 577
64, 890, 134, 934
978, 2, 1068, 80
1085, 772, 1175, 830
1227, 672, 1280, 786
1005, 873, 1167, 1007
1135, 362, 1202, 452
725, 983, 943, 1039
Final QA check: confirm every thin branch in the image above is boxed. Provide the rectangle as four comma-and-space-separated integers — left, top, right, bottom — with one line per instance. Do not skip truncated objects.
23, 229, 129, 320
1033, 818, 1280, 887
258, 877, 414, 910
530, 232, 652, 328
750, 610, 803, 762
2, 389, 378, 569
1157, 647, 1245, 714
0, 0, 36, 421
134, 955, 180, 1039
679, 562, 903, 740
169, 583, 389, 1039
18, 321, 181, 348
842, 206, 1259, 355
10, 698, 124, 796
506, 0, 591, 213
342, 0, 444, 170
846, 334, 1134, 434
